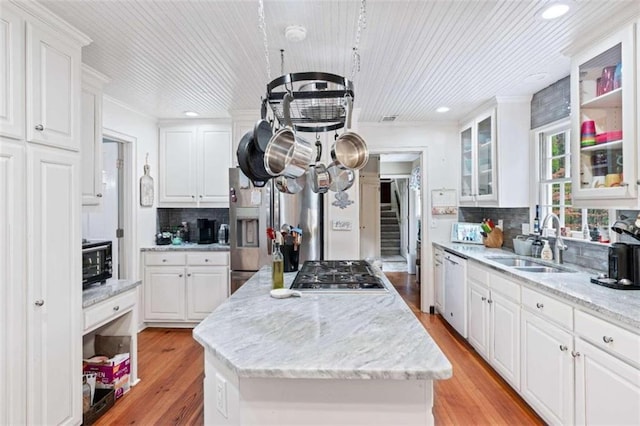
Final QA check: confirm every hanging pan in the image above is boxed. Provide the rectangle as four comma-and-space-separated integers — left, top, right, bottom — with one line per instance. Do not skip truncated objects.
331, 95, 368, 170
236, 130, 268, 187
307, 137, 330, 193
253, 99, 273, 153
275, 173, 307, 194
327, 161, 355, 192
263, 92, 315, 178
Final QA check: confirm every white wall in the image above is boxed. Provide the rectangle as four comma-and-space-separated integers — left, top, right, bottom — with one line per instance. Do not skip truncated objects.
380, 161, 412, 176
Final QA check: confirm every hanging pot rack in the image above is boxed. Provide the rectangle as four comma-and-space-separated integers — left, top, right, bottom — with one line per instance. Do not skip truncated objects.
265, 71, 354, 133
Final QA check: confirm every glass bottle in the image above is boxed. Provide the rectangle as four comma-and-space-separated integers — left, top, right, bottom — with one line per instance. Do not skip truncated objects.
533, 205, 540, 235
272, 242, 284, 289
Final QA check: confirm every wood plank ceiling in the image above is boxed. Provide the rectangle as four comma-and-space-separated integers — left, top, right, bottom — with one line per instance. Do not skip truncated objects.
37, 0, 640, 122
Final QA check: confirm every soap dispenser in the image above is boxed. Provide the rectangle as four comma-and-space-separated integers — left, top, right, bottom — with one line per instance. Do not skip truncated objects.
540, 239, 553, 261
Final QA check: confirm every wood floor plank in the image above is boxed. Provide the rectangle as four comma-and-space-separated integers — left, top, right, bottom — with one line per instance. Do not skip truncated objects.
95, 272, 543, 425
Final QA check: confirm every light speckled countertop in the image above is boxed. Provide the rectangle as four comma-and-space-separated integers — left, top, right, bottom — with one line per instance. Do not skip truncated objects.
434, 242, 640, 330
193, 266, 452, 381
140, 242, 230, 252
82, 279, 141, 308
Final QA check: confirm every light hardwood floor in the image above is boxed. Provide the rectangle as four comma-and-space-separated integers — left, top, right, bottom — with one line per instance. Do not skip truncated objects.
94, 272, 543, 425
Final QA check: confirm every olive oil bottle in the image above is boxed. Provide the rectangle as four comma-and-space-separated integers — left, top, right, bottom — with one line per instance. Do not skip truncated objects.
272, 242, 284, 289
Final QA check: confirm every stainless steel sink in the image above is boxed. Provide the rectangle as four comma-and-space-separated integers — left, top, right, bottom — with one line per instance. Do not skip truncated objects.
514, 266, 574, 273
488, 257, 544, 267
486, 256, 576, 273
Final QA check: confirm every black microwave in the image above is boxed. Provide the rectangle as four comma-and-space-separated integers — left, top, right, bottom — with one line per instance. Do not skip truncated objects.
82, 240, 113, 288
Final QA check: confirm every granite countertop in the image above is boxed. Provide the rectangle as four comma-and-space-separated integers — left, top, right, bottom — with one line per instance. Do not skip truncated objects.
433, 241, 640, 330
193, 266, 452, 381
82, 278, 142, 308
140, 242, 230, 252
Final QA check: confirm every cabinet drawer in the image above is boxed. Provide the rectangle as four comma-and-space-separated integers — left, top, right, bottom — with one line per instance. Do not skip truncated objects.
521, 286, 572, 329
84, 290, 136, 332
187, 252, 228, 266
145, 252, 186, 266
468, 261, 490, 285
575, 310, 640, 365
490, 273, 520, 302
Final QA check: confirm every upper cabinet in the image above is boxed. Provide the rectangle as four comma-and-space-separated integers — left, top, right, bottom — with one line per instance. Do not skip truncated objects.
158, 123, 232, 207
26, 21, 81, 151
81, 64, 109, 205
459, 97, 530, 207
571, 25, 637, 207
0, 6, 25, 140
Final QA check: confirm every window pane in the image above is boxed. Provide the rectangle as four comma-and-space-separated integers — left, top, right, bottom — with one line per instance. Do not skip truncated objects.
587, 209, 609, 227
552, 156, 566, 178
551, 132, 566, 156
564, 182, 572, 205
565, 208, 582, 231
552, 183, 561, 206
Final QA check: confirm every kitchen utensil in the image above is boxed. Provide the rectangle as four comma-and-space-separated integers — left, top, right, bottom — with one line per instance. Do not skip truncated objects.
275, 173, 306, 194
327, 161, 355, 192
281, 224, 291, 234
330, 95, 369, 170
308, 162, 331, 193
263, 93, 315, 178
247, 131, 272, 181
253, 100, 273, 153
513, 235, 533, 256
483, 227, 503, 248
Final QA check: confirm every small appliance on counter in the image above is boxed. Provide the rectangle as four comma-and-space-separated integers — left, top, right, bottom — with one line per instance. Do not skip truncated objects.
155, 232, 172, 245
590, 242, 640, 290
450, 222, 483, 244
218, 224, 229, 245
82, 240, 113, 287
197, 218, 217, 244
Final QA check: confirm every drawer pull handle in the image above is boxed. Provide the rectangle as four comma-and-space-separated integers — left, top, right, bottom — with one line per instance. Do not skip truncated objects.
35, 124, 44, 131
162, 259, 167, 262
179, 274, 183, 277
187, 273, 192, 277
602, 336, 614, 344
205, 259, 209, 262
96, 193, 103, 198
481, 296, 486, 301
113, 305, 120, 311
571, 351, 581, 358
487, 299, 493, 304
559, 345, 568, 352
536, 302, 544, 309
35, 299, 45, 307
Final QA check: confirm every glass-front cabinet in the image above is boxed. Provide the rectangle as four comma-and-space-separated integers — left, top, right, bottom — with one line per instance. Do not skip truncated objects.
571, 25, 637, 206
460, 110, 496, 204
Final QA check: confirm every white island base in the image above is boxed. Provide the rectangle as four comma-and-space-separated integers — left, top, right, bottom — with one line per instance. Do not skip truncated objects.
204, 352, 435, 426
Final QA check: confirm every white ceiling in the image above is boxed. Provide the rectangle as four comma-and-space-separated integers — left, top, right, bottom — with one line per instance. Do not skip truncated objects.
37, 0, 640, 123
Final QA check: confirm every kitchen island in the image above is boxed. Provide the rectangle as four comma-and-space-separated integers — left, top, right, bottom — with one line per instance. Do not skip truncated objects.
193, 266, 452, 425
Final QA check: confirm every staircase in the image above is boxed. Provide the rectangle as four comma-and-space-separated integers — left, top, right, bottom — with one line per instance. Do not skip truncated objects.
380, 204, 401, 256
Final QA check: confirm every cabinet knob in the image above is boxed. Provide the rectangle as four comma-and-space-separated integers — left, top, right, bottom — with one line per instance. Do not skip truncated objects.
602, 336, 614, 344
481, 296, 487, 301
179, 274, 183, 277
199, 195, 203, 199
187, 273, 192, 277
34, 124, 44, 131
559, 345, 568, 352
162, 259, 167, 262
34, 299, 45, 307
113, 305, 120, 311
191, 195, 195, 199
536, 302, 544, 309
96, 193, 103, 198
205, 258, 209, 262
487, 299, 493, 304
571, 351, 581, 358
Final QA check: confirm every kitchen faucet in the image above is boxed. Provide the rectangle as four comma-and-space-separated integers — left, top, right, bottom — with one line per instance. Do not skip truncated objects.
541, 213, 567, 264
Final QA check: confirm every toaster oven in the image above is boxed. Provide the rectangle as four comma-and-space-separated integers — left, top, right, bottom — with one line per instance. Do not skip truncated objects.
82, 240, 113, 288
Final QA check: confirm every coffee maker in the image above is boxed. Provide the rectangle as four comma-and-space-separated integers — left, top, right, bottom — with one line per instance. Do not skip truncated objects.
608, 243, 632, 283
197, 219, 217, 244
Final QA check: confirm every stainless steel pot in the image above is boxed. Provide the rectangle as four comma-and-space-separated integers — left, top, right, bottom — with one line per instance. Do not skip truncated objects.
331, 95, 369, 170
327, 161, 355, 192
264, 93, 315, 178
275, 173, 306, 194
308, 162, 331, 193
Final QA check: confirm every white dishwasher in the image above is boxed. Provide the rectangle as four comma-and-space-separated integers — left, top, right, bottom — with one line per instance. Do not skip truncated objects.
443, 251, 467, 338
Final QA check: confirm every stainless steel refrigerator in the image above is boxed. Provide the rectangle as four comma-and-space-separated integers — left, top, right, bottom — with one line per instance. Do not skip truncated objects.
229, 168, 323, 293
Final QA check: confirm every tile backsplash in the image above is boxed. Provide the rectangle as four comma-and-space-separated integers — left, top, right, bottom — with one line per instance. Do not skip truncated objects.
458, 207, 530, 250
157, 208, 229, 241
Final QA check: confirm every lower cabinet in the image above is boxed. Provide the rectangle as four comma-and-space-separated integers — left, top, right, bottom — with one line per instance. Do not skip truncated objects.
433, 248, 444, 314
520, 309, 574, 425
143, 251, 229, 324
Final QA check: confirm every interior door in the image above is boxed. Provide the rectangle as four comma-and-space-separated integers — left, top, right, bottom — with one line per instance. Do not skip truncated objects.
359, 155, 380, 259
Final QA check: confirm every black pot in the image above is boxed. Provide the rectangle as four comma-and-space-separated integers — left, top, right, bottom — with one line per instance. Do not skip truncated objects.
237, 130, 270, 187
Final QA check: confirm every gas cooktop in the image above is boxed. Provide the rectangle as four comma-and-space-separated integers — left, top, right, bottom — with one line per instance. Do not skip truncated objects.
290, 260, 387, 293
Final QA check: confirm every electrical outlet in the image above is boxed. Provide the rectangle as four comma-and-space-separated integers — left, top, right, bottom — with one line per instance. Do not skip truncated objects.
215, 373, 228, 418
498, 219, 504, 229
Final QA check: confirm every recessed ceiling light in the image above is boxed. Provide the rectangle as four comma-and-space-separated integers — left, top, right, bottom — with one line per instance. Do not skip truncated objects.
523, 72, 549, 83
285, 25, 307, 42
184, 111, 199, 117
436, 106, 450, 113
541, 3, 570, 19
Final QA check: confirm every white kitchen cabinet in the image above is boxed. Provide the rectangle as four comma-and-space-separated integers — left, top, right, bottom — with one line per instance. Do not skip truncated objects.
574, 338, 640, 425
520, 309, 574, 426
81, 64, 109, 205
433, 248, 444, 314
459, 97, 530, 207
158, 123, 232, 207
570, 24, 637, 207
0, 7, 25, 140
26, 20, 81, 151
0, 3, 88, 425
467, 279, 490, 358
143, 251, 229, 324
443, 251, 467, 338
27, 144, 82, 426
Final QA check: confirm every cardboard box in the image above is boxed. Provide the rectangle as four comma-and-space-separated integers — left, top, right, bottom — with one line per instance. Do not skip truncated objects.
84, 353, 130, 399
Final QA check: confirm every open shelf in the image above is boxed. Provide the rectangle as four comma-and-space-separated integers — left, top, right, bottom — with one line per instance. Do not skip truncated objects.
581, 88, 622, 109
580, 139, 623, 152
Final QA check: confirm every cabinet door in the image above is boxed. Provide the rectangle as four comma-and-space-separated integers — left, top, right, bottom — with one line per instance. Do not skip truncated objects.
26, 23, 80, 151
467, 280, 489, 358
571, 25, 637, 204
186, 266, 228, 321
0, 7, 25, 140
489, 291, 520, 390
81, 82, 103, 205
575, 338, 640, 425
27, 145, 81, 425
520, 310, 574, 425
0, 141, 26, 425
474, 110, 496, 203
144, 267, 186, 321
459, 124, 474, 202
158, 127, 197, 204
434, 259, 444, 313
198, 126, 231, 206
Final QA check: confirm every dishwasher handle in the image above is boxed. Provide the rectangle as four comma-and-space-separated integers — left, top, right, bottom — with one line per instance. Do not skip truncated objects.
444, 256, 459, 266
